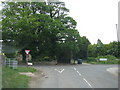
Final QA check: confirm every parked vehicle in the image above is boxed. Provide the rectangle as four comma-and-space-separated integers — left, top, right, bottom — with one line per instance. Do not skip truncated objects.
77, 59, 82, 64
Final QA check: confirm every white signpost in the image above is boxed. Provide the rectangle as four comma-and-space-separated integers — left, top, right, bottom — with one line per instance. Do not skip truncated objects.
25, 50, 33, 66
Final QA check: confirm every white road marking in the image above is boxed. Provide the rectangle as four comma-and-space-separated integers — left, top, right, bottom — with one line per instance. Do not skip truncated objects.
106, 67, 118, 76
83, 78, 92, 88
54, 69, 60, 73
76, 71, 82, 76
74, 67, 76, 71
75, 68, 93, 88
54, 69, 65, 74
78, 72, 82, 76
60, 69, 65, 73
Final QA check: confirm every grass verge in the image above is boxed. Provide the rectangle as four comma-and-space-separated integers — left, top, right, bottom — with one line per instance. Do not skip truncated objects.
84, 61, 119, 64
2, 66, 36, 88
16, 67, 36, 73
0, 66, 2, 89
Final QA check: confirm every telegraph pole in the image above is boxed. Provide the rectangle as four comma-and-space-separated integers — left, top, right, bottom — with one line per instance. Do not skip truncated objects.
116, 24, 119, 42
116, 24, 120, 59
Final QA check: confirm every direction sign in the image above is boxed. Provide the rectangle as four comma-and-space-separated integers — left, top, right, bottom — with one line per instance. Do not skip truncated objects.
25, 50, 30, 55
99, 58, 107, 61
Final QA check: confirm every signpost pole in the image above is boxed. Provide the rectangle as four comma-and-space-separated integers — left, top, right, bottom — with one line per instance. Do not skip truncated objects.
25, 50, 30, 64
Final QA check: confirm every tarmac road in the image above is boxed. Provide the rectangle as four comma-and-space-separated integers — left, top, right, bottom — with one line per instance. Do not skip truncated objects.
29, 64, 118, 88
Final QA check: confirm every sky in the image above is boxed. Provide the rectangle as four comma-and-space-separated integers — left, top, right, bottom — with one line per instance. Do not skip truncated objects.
0, 0, 119, 44
60, 0, 119, 44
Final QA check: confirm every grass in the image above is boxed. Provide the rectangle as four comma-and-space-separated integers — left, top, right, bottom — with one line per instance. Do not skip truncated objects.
2, 66, 36, 88
16, 67, 36, 73
0, 66, 2, 89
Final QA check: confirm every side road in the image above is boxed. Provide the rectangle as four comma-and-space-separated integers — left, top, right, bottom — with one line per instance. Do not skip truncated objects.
107, 67, 118, 76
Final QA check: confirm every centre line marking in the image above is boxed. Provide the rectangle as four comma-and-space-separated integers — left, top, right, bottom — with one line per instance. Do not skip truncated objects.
78, 72, 82, 76
77, 71, 82, 76
74, 67, 76, 71
83, 78, 92, 88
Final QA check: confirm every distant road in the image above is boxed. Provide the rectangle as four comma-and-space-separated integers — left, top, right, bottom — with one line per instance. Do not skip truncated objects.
29, 64, 118, 88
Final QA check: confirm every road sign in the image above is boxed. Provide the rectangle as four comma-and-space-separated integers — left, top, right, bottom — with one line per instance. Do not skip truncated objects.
99, 58, 107, 61
25, 50, 30, 55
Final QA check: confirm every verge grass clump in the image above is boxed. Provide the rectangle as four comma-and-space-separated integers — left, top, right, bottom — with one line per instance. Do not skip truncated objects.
2, 67, 36, 88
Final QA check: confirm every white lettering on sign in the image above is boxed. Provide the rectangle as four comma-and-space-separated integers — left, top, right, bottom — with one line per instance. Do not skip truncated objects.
99, 58, 108, 61
25, 50, 30, 55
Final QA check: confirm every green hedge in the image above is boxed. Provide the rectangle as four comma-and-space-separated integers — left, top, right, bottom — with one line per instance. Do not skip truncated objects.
87, 55, 119, 64
96, 55, 117, 60
87, 57, 97, 62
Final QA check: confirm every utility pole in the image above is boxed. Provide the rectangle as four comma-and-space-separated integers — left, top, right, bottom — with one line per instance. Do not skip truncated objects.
116, 24, 120, 58
116, 24, 119, 42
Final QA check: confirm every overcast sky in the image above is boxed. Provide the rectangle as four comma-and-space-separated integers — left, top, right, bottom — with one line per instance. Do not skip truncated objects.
0, 0, 119, 44
61, 0, 119, 44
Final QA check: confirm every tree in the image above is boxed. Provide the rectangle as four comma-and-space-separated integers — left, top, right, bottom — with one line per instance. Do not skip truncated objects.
96, 39, 105, 56
76, 36, 90, 59
2, 1, 82, 64
88, 44, 97, 57
104, 41, 118, 57
56, 29, 80, 63
88, 40, 119, 59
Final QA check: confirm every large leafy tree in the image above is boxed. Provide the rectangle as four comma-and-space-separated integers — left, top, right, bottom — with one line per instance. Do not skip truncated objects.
96, 39, 105, 56
88, 40, 119, 58
88, 44, 97, 57
2, 1, 90, 63
104, 41, 118, 57
76, 36, 90, 59
56, 29, 80, 63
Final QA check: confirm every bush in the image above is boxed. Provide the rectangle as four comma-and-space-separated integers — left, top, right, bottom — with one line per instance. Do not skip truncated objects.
87, 57, 97, 62
95, 55, 118, 64
44, 56, 50, 61
87, 55, 119, 64
96, 55, 117, 61
5, 53, 16, 58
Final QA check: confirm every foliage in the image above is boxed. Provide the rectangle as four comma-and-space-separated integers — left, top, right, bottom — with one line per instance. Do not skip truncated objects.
2, 2, 91, 63
15, 67, 37, 73
104, 42, 118, 57
87, 57, 97, 62
88, 39, 119, 59
88, 44, 97, 57
87, 55, 119, 64
76, 36, 90, 59
95, 55, 117, 61
89, 61, 119, 64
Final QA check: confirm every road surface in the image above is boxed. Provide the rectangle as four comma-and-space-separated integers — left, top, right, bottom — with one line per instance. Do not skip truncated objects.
29, 64, 118, 88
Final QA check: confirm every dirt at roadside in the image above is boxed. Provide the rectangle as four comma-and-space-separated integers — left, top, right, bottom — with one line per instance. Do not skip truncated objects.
28, 69, 45, 88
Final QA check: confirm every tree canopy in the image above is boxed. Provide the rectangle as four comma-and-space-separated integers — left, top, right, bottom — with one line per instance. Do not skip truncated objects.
2, 1, 91, 63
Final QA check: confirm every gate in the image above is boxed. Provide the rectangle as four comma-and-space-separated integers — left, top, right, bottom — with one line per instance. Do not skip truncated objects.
4, 58, 18, 69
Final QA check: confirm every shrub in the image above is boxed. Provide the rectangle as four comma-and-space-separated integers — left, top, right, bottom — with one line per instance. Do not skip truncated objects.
96, 55, 117, 61
87, 57, 97, 62
5, 53, 16, 58
87, 55, 119, 64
